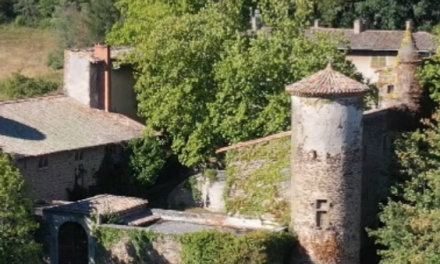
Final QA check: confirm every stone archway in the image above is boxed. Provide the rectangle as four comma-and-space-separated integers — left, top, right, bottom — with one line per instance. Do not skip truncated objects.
58, 222, 88, 264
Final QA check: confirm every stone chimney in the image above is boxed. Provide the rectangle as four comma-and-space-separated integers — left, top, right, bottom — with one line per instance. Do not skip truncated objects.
353, 19, 365, 34
314, 19, 321, 28
93, 43, 111, 112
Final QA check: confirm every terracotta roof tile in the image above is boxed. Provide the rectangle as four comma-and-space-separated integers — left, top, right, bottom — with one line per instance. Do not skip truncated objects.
46, 194, 148, 215
306, 28, 436, 52
0, 95, 144, 157
216, 131, 291, 153
285, 64, 369, 96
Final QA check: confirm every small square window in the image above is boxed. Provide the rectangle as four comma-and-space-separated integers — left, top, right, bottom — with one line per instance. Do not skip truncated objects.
371, 56, 387, 68
386, 85, 394, 94
38, 156, 48, 168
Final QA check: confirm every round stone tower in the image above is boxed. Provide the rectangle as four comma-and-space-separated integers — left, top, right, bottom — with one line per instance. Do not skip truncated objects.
379, 20, 421, 110
285, 64, 368, 264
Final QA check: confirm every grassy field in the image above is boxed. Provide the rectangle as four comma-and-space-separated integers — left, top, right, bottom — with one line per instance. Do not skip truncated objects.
0, 25, 61, 82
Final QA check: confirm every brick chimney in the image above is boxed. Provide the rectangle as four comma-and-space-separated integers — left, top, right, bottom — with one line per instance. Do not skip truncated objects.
93, 43, 111, 112
314, 19, 321, 28
353, 19, 365, 34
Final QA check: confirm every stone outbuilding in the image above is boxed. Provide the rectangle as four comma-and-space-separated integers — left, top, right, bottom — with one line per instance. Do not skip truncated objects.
0, 95, 144, 201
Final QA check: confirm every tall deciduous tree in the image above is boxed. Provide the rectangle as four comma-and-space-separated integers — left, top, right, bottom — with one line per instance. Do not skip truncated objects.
108, 0, 361, 167
369, 111, 440, 264
0, 152, 40, 264
296, 0, 440, 31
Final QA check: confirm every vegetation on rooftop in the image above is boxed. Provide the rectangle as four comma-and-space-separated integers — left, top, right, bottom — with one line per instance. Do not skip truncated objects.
224, 136, 290, 225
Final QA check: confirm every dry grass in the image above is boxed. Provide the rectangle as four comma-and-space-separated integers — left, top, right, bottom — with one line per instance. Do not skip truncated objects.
0, 24, 62, 81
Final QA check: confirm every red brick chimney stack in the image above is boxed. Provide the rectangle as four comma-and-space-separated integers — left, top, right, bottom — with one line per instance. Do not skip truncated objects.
93, 43, 111, 112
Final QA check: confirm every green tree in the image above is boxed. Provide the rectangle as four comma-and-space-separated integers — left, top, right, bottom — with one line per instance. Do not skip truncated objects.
108, 0, 361, 167
47, 0, 120, 69
298, 0, 440, 31
0, 152, 41, 264
0, 71, 59, 99
369, 111, 440, 264
128, 136, 168, 186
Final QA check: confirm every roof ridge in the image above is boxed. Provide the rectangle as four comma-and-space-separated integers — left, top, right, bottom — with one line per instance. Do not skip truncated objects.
0, 94, 65, 105
216, 131, 291, 153
310, 27, 433, 35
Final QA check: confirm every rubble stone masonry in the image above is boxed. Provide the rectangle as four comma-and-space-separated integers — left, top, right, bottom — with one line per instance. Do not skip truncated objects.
16, 146, 105, 201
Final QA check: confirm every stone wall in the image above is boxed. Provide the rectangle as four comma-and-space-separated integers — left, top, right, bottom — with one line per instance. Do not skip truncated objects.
64, 50, 139, 121
64, 50, 96, 107
110, 65, 139, 121
361, 109, 391, 230
16, 146, 105, 201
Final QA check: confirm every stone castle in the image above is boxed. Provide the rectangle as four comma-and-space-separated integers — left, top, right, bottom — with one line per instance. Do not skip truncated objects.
1, 20, 424, 264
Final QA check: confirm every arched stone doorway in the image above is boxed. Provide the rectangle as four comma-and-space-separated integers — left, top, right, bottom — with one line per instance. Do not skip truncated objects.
58, 222, 88, 264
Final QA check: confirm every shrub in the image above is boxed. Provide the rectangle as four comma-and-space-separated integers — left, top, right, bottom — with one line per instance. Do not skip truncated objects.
0, 72, 59, 99
179, 229, 295, 264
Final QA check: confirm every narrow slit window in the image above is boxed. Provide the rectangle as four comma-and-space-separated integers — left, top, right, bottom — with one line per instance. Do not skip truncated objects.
316, 211, 329, 228
316, 199, 329, 228
387, 85, 394, 94
75, 150, 84, 161
38, 156, 48, 168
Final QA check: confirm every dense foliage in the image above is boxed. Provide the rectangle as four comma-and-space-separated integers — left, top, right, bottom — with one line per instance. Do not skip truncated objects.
127, 136, 169, 186
108, 0, 361, 167
297, 0, 440, 31
368, 111, 440, 263
0, 71, 58, 99
179, 229, 295, 264
417, 52, 440, 105
0, 152, 41, 264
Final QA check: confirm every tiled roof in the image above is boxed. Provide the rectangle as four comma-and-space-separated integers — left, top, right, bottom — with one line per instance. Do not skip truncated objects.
306, 28, 436, 52
0, 95, 144, 157
46, 194, 148, 215
216, 131, 291, 153
285, 64, 369, 96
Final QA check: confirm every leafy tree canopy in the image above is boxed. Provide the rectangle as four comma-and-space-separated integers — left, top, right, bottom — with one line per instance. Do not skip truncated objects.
108, 0, 361, 167
369, 110, 440, 264
298, 0, 440, 31
0, 152, 40, 264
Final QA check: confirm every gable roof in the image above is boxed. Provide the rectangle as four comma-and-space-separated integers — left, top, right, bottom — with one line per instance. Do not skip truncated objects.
0, 95, 144, 157
285, 64, 369, 96
306, 28, 436, 52
46, 194, 149, 215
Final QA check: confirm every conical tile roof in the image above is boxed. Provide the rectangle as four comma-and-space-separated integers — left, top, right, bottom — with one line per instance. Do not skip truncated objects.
285, 64, 369, 97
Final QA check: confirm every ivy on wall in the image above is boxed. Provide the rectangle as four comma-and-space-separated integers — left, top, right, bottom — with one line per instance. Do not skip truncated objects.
92, 225, 295, 264
224, 136, 291, 224
92, 226, 159, 264
180, 229, 295, 264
